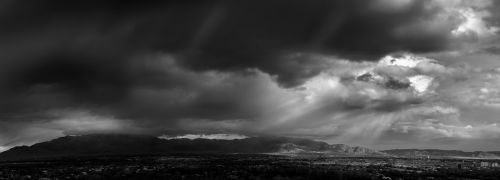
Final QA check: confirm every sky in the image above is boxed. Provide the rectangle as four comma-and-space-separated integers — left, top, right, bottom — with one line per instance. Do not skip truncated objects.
1, 0, 500, 151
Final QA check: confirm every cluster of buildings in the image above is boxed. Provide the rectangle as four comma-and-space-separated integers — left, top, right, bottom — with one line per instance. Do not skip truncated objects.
479, 161, 499, 168
310, 156, 500, 171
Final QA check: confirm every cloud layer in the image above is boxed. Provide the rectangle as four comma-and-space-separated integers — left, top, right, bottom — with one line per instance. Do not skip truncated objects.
0, 0, 499, 151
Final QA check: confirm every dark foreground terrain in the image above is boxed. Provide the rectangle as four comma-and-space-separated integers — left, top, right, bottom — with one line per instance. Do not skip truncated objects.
1, 154, 500, 180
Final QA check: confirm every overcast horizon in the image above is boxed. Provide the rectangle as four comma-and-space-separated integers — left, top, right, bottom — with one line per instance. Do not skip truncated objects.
1, 0, 500, 152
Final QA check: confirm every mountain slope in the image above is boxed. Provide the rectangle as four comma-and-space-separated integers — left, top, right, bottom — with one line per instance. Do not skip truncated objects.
0, 134, 384, 161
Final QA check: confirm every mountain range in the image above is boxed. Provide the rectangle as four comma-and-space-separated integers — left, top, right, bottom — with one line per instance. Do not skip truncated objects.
0, 134, 385, 161
0, 134, 499, 161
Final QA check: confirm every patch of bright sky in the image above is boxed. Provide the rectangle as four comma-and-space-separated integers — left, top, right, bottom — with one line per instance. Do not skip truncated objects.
159, 134, 248, 140
408, 75, 434, 93
0, 146, 8, 153
378, 53, 437, 68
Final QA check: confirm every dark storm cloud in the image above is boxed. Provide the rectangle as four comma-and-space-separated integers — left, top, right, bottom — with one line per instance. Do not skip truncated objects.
0, 0, 458, 90
0, 0, 477, 131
